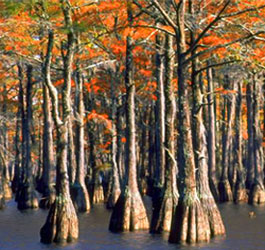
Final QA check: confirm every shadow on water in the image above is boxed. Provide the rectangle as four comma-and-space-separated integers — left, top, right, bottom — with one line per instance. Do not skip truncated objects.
0, 198, 265, 250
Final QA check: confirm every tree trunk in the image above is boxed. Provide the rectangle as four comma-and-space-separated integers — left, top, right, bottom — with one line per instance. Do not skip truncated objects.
11, 108, 21, 194
246, 80, 255, 189
146, 103, 155, 197
207, 66, 219, 201
151, 34, 177, 233
249, 74, 265, 204
138, 107, 148, 195
169, 1, 211, 244
109, 4, 149, 231
68, 117, 76, 185
107, 70, 121, 209
40, 7, 78, 242
154, 32, 166, 189
192, 68, 225, 238
234, 81, 248, 203
39, 82, 56, 209
1, 84, 12, 200
17, 64, 39, 210
71, 68, 90, 212
0, 148, 5, 209
218, 76, 234, 202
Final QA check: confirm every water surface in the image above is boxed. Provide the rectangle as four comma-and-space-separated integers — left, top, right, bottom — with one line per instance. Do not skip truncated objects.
0, 198, 264, 250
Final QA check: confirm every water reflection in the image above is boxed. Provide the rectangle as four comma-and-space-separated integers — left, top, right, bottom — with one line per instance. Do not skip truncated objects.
0, 199, 264, 250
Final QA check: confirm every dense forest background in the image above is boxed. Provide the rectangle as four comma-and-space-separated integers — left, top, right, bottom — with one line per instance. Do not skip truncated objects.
1, 0, 265, 246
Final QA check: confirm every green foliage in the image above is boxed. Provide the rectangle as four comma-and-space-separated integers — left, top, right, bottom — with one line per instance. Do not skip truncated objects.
0, 0, 24, 17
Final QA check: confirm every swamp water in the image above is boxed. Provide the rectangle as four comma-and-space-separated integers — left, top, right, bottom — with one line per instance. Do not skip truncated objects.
0, 197, 265, 250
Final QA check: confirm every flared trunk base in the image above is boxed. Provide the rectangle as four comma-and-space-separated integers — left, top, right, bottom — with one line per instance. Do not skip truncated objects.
106, 187, 121, 209
40, 195, 79, 244
0, 193, 5, 209
109, 189, 149, 232
17, 184, 39, 210
71, 183, 90, 212
218, 180, 233, 202
92, 185, 104, 204
169, 199, 211, 244
248, 184, 265, 204
39, 186, 56, 209
209, 178, 219, 202
200, 196, 225, 237
3, 180, 12, 200
150, 191, 175, 233
234, 185, 248, 204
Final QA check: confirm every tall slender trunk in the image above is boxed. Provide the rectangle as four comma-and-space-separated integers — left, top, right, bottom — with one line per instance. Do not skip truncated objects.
70, 66, 90, 212
207, 66, 219, 201
151, 34, 177, 233
17, 64, 39, 210
11, 108, 21, 194
138, 107, 149, 195
147, 103, 155, 196
154, 32, 166, 188
170, 1, 221, 244
1, 84, 12, 200
218, 76, 235, 202
107, 70, 121, 208
40, 3, 78, 242
39, 82, 56, 209
246, 80, 255, 189
150, 31, 166, 230
249, 74, 265, 204
68, 116, 76, 185
234, 81, 248, 203
109, 2, 149, 231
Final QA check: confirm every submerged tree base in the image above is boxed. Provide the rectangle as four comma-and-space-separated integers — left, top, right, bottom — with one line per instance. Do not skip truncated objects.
17, 184, 39, 210
209, 178, 219, 202
93, 184, 105, 204
150, 188, 175, 233
3, 180, 12, 200
109, 188, 149, 232
106, 187, 121, 209
200, 195, 225, 237
218, 180, 233, 202
249, 184, 265, 204
0, 193, 5, 209
70, 183, 90, 212
40, 195, 78, 244
39, 186, 56, 209
234, 184, 248, 204
169, 198, 211, 244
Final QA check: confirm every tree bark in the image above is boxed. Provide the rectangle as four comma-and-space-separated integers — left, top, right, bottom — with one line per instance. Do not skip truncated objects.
169, 1, 212, 244
151, 34, 177, 233
16, 64, 39, 210
207, 66, 219, 201
107, 69, 121, 209
234, 81, 248, 203
192, 67, 225, 238
246, 80, 255, 189
218, 76, 234, 203
40, 4, 78, 242
71, 66, 90, 212
109, 2, 149, 231
39, 82, 56, 209
249, 74, 265, 204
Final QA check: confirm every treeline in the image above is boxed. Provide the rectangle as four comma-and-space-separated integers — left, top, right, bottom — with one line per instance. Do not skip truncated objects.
0, 0, 265, 246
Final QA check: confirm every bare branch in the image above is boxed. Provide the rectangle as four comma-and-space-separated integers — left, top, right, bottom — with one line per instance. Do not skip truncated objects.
195, 59, 241, 75
184, 31, 265, 64
186, 0, 231, 55
152, 0, 177, 31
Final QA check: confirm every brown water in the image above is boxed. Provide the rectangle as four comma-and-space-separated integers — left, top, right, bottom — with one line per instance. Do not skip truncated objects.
0, 198, 265, 250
